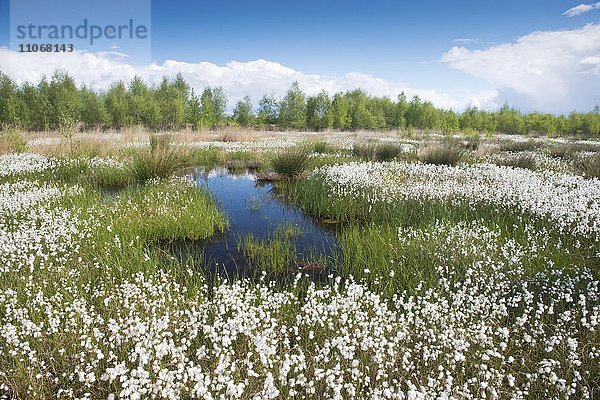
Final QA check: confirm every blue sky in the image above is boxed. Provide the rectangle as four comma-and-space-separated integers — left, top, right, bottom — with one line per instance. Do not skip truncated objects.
149, 1, 582, 83
1, 0, 599, 113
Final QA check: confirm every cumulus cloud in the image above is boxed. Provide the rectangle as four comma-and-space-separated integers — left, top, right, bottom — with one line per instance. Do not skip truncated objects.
0, 48, 497, 112
563, 2, 600, 17
441, 24, 600, 113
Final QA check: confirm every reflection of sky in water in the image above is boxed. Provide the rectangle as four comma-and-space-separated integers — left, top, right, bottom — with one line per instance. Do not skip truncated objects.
175, 168, 339, 274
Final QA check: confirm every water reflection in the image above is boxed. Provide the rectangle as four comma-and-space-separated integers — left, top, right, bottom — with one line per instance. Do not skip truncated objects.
162, 168, 339, 279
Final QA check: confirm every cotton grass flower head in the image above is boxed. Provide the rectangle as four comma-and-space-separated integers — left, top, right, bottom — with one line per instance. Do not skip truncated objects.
0, 153, 56, 177
0, 153, 598, 399
312, 161, 600, 239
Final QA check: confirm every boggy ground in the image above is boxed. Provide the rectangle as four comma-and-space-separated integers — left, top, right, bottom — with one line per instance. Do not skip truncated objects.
0, 129, 599, 399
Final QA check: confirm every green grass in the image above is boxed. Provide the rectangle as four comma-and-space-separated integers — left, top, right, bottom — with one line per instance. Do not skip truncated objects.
238, 225, 298, 275
303, 139, 335, 154
128, 134, 191, 183
111, 181, 227, 243
352, 142, 411, 162
269, 145, 313, 179
275, 172, 599, 292
85, 165, 132, 187
188, 147, 224, 168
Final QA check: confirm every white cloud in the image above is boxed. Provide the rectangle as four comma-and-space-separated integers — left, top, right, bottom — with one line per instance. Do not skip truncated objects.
563, 2, 600, 17
441, 24, 600, 113
450, 38, 497, 46
451, 38, 480, 44
0, 48, 497, 112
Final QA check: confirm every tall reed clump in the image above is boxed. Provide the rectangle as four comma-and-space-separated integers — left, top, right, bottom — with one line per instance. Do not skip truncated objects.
270, 145, 312, 179
0, 128, 27, 154
418, 141, 464, 166
352, 142, 406, 161
128, 134, 191, 183
304, 139, 334, 154
494, 152, 539, 171
573, 152, 600, 178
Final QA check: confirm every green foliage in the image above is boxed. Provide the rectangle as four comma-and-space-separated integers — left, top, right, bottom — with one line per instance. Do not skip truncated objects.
0, 73, 27, 128
199, 86, 227, 129
330, 93, 352, 130
269, 145, 312, 178
256, 93, 280, 126
128, 134, 191, 182
279, 81, 306, 129
79, 87, 110, 129
1, 71, 600, 136
105, 82, 131, 129
129, 76, 161, 129
232, 95, 255, 126
306, 90, 331, 131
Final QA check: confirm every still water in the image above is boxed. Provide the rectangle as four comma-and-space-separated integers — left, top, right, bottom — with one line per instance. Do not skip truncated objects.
162, 168, 339, 278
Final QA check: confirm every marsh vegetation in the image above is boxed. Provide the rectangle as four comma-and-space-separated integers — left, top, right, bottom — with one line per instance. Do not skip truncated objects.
0, 129, 598, 399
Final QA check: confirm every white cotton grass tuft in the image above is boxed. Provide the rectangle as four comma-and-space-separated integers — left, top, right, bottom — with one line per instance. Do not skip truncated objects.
312, 161, 600, 238
0, 154, 598, 399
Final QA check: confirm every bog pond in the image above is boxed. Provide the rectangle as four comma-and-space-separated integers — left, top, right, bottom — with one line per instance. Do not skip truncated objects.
159, 168, 340, 279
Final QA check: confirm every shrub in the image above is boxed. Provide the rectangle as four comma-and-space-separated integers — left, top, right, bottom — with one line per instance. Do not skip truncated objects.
128, 134, 190, 183
225, 158, 263, 173
0, 129, 27, 154
269, 146, 312, 179
218, 130, 240, 142
460, 136, 481, 151
418, 141, 464, 166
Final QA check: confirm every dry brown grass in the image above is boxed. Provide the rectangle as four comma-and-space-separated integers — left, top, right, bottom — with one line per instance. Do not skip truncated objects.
549, 141, 600, 159
476, 142, 499, 158
0, 129, 28, 154
217, 126, 257, 142
418, 141, 465, 166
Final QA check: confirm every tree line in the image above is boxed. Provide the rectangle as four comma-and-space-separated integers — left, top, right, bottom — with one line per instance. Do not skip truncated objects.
1, 71, 599, 136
